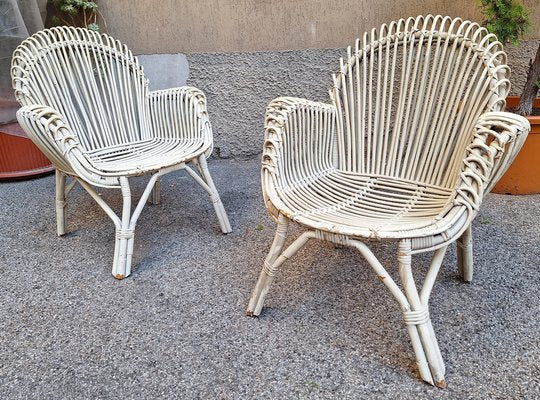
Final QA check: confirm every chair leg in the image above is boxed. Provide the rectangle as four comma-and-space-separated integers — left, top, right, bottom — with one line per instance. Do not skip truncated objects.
76, 174, 161, 279
398, 240, 446, 388
55, 170, 66, 236
111, 177, 134, 279
150, 177, 161, 205
195, 155, 232, 234
246, 214, 289, 316
247, 218, 316, 316
457, 226, 473, 282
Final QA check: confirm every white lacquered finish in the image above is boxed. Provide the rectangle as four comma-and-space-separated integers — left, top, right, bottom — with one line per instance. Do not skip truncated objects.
12, 27, 231, 279
247, 15, 530, 387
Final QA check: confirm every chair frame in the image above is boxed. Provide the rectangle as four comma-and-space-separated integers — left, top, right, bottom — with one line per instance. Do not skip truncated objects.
12, 27, 231, 279
247, 15, 530, 387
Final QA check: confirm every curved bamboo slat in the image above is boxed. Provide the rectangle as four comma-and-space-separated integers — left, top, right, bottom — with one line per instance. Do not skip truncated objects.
11, 27, 231, 279
248, 15, 530, 387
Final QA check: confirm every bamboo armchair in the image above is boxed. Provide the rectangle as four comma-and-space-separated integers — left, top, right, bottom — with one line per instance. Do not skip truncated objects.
11, 27, 231, 279
247, 15, 530, 387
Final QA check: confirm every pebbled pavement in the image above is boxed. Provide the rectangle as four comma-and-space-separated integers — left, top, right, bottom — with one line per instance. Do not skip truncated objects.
0, 158, 538, 399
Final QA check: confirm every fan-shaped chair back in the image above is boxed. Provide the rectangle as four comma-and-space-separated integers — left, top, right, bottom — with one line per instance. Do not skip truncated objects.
11, 27, 150, 152
331, 15, 510, 189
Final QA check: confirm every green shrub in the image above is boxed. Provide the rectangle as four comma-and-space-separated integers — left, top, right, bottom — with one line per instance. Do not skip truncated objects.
480, 0, 531, 45
49, 0, 105, 32
480, 0, 539, 116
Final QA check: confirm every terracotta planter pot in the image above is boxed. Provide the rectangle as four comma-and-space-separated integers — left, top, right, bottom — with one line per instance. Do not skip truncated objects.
492, 96, 540, 195
0, 121, 54, 181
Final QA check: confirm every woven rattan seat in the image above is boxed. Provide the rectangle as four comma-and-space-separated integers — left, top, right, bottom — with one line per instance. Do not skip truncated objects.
275, 171, 455, 237
86, 137, 206, 173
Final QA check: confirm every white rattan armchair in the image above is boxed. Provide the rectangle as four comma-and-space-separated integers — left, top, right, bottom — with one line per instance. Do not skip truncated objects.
11, 27, 231, 279
247, 15, 530, 387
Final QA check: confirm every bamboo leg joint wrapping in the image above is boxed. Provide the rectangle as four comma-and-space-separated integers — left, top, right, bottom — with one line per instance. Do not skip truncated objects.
262, 260, 276, 277
116, 229, 134, 240
403, 307, 430, 326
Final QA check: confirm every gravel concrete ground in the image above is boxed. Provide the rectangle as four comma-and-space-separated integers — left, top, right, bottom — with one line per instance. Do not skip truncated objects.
0, 158, 538, 399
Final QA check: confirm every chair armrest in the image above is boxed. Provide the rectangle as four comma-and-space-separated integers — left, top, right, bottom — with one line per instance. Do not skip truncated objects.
455, 111, 530, 213
148, 86, 213, 153
409, 111, 529, 252
262, 97, 337, 217
17, 105, 121, 187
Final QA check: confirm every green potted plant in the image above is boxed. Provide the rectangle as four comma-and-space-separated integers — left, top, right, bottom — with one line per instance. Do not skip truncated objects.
480, 0, 540, 194
46, 0, 106, 32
